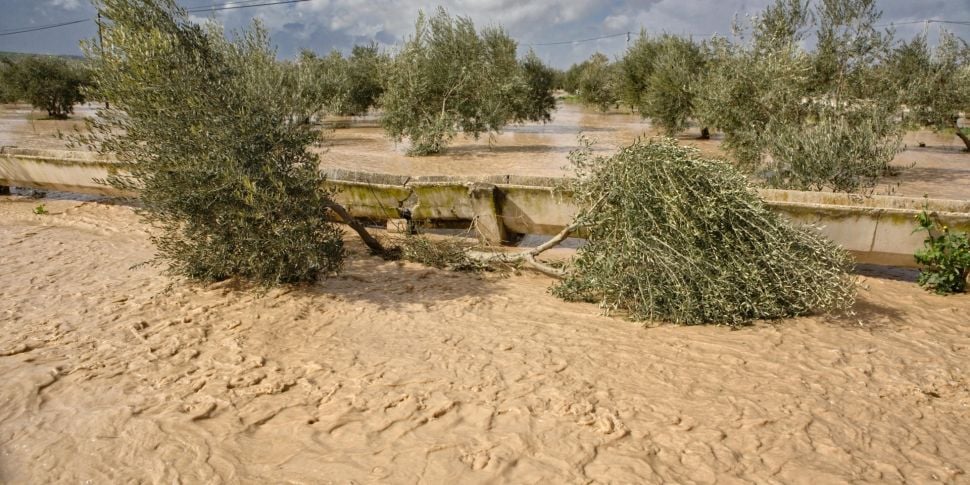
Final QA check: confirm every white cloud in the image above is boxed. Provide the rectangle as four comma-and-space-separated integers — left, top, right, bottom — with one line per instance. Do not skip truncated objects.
3, 0, 967, 67
49, 0, 82, 9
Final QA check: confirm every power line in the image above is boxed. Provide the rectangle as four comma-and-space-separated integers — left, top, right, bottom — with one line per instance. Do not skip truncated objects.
527, 32, 629, 47
0, 19, 89, 36
187, 0, 311, 14
875, 19, 970, 27
0, 0, 312, 37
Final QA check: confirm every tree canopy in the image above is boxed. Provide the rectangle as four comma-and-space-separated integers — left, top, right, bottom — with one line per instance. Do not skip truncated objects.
0, 54, 90, 118
79, 0, 345, 284
380, 8, 555, 155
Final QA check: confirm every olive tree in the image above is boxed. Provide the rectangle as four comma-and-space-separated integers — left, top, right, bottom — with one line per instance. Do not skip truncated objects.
561, 60, 586, 94
0, 58, 15, 103
78, 0, 350, 285
889, 31, 970, 151
553, 138, 855, 325
381, 8, 547, 155
617, 33, 709, 137
302, 43, 387, 117
513, 50, 557, 123
575, 52, 618, 111
696, 0, 904, 192
0, 55, 90, 118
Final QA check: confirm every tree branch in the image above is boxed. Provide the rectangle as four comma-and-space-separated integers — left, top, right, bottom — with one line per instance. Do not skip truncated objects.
326, 201, 388, 255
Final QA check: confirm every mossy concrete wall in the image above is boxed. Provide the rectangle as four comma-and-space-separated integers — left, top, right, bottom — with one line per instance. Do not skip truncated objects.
4, 146, 969, 268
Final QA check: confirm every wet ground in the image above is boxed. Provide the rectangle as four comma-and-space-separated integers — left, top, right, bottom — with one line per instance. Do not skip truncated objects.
2, 102, 968, 200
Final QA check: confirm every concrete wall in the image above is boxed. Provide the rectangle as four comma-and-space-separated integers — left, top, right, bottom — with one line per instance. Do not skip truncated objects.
4, 146, 969, 268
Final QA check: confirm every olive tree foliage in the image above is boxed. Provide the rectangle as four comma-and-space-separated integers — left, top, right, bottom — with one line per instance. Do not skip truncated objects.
0, 55, 90, 118
76, 0, 346, 285
514, 50, 558, 123
616, 33, 708, 136
301, 43, 387, 116
381, 8, 553, 155
561, 60, 586, 94
553, 137, 855, 325
696, 0, 904, 192
573, 53, 619, 111
889, 31, 970, 151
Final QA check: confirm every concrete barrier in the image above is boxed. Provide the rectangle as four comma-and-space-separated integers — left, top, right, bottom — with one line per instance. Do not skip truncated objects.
3, 146, 969, 268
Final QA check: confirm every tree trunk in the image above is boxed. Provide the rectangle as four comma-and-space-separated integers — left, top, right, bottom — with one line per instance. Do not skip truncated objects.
956, 126, 970, 152
325, 201, 390, 256
467, 220, 582, 278
699, 127, 710, 140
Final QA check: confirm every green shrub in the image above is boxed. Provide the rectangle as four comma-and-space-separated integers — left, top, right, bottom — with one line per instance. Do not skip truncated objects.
79, 0, 344, 285
554, 137, 856, 325
914, 211, 970, 294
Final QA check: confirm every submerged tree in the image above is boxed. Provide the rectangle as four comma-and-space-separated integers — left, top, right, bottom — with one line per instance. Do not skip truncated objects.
554, 138, 856, 325
79, 0, 348, 284
574, 53, 618, 111
381, 8, 552, 155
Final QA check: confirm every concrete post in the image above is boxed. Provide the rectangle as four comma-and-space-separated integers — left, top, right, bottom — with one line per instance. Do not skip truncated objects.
467, 183, 507, 245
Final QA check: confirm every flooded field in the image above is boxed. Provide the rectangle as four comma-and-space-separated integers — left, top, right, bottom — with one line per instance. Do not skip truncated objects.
4, 102, 968, 199
1, 197, 969, 483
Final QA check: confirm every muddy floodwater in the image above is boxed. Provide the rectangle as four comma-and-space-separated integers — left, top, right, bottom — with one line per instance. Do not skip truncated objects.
3, 102, 969, 199
1, 198, 970, 483
2, 103, 970, 482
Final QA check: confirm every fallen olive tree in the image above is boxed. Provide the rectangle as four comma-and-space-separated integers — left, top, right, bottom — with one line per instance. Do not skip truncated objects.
400, 137, 856, 325
551, 137, 856, 325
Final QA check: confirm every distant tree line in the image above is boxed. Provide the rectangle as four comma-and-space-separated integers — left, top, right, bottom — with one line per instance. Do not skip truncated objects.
560, 0, 970, 192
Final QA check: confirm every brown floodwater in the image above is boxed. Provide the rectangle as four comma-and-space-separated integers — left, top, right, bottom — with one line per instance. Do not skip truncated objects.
2, 102, 968, 200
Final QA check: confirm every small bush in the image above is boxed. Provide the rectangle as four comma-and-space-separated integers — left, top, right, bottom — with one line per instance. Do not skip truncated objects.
554, 138, 856, 325
914, 211, 970, 294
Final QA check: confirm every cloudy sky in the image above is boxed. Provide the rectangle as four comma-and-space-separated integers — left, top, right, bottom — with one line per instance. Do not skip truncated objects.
1, 0, 967, 68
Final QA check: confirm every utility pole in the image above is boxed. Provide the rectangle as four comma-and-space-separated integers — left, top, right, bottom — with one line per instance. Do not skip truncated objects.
97, 12, 108, 110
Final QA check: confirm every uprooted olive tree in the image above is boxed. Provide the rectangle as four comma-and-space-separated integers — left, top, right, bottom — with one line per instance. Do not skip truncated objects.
417, 137, 856, 325
551, 138, 856, 324
77, 0, 386, 285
